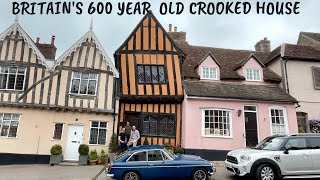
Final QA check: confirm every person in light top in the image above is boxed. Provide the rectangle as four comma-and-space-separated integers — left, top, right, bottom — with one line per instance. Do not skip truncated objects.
127, 126, 140, 147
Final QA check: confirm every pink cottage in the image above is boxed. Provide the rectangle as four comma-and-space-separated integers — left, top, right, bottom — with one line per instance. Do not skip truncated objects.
169, 30, 298, 160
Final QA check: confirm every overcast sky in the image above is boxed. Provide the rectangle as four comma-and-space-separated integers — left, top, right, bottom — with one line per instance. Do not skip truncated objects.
1, 0, 320, 58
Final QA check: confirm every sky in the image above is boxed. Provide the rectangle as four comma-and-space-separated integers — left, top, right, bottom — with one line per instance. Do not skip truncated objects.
1, 0, 320, 59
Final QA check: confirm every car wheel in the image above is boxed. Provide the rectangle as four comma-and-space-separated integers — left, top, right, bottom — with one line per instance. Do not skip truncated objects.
191, 168, 208, 180
122, 171, 140, 180
255, 164, 277, 180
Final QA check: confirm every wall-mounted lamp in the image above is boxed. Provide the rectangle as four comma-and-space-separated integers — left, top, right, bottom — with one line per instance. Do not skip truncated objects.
238, 110, 242, 117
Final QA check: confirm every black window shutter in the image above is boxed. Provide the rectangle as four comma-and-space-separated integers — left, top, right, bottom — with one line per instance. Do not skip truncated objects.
312, 67, 320, 90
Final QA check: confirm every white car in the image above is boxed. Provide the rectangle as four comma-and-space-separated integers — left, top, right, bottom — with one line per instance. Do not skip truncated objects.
225, 134, 320, 180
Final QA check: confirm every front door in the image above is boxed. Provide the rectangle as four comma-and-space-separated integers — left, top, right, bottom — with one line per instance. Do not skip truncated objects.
244, 106, 258, 147
125, 113, 141, 145
64, 125, 84, 161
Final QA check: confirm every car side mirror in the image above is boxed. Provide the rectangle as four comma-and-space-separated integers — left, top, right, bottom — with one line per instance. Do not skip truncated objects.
284, 146, 291, 154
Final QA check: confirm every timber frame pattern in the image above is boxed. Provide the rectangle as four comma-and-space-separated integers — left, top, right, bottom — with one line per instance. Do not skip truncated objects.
0, 18, 119, 115
115, 11, 185, 146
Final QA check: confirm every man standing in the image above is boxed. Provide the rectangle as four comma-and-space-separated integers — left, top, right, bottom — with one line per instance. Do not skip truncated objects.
128, 126, 140, 147
124, 121, 132, 143
118, 128, 127, 152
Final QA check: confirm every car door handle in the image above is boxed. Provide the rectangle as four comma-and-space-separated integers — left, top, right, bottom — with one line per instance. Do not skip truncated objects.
149, 164, 154, 166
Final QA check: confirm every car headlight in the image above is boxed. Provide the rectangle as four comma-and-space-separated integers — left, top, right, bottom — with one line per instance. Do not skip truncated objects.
239, 155, 251, 162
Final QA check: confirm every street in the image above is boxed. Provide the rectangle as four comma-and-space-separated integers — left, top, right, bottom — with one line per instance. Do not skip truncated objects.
0, 164, 241, 180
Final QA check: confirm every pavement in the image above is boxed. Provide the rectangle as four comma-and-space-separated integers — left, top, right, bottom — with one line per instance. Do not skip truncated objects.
0, 164, 242, 180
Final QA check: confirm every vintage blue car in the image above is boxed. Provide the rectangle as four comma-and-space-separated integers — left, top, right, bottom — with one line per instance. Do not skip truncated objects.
106, 145, 216, 180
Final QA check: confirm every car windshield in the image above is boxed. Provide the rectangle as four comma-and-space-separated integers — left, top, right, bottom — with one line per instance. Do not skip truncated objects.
254, 137, 285, 151
114, 149, 130, 161
164, 148, 175, 159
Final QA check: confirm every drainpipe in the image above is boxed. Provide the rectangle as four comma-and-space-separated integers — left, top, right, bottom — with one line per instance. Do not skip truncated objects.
112, 76, 117, 134
284, 58, 290, 94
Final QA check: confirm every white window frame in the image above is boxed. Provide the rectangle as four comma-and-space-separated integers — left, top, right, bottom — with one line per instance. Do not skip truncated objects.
0, 113, 21, 138
201, 67, 218, 80
269, 107, 289, 135
51, 123, 64, 141
69, 72, 99, 96
89, 121, 108, 145
0, 66, 26, 91
245, 68, 261, 81
201, 109, 233, 138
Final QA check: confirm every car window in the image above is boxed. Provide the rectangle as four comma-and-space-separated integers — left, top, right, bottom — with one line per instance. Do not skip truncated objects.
128, 151, 147, 162
161, 151, 170, 160
309, 137, 320, 149
285, 138, 307, 150
148, 150, 163, 161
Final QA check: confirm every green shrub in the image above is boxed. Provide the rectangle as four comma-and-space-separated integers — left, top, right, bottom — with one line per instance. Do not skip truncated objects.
78, 144, 89, 155
89, 149, 98, 160
100, 149, 106, 159
163, 143, 173, 150
143, 138, 149, 145
50, 144, 62, 155
109, 133, 118, 153
174, 147, 184, 154
298, 127, 306, 133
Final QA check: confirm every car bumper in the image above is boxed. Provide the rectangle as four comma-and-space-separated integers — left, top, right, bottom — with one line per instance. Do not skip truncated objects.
107, 174, 114, 178
209, 166, 216, 176
224, 161, 250, 176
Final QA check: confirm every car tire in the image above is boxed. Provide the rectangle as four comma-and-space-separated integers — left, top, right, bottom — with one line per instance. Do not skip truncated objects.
122, 171, 141, 180
191, 168, 208, 180
255, 163, 278, 180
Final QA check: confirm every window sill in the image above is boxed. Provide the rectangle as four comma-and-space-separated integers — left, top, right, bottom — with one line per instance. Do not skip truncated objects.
245, 79, 262, 82
88, 144, 107, 146
69, 94, 96, 100
0, 136, 18, 139
200, 78, 219, 81
201, 135, 233, 139
51, 139, 62, 141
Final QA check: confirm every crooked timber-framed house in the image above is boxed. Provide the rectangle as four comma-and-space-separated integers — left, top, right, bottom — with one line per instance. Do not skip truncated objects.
115, 11, 185, 146
0, 18, 119, 164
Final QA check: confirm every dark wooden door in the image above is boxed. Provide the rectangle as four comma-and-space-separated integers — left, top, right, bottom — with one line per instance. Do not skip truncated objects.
124, 113, 141, 145
244, 112, 258, 147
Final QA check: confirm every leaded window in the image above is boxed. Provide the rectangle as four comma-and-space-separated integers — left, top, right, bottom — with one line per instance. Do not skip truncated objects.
0, 113, 20, 138
270, 108, 287, 135
137, 65, 166, 84
141, 114, 175, 137
89, 121, 107, 145
203, 109, 231, 137
52, 123, 63, 140
0, 66, 26, 91
70, 72, 98, 95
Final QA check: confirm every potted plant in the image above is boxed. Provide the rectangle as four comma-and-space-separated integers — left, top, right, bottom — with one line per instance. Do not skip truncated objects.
78, 144, 89, 165
108, 133, 118, 162
49, 144, 63, 166
99, 149, 107, 165
143, 138, 149, 145
174, 147, 184, 154
89, 149, 98, 165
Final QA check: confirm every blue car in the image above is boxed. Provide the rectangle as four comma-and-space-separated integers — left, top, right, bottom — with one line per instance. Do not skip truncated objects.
106, 145, 216, 180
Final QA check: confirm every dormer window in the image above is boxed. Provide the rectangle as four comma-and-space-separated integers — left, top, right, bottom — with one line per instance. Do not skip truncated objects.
201, 67, 217, 80
245, 69, 261, 81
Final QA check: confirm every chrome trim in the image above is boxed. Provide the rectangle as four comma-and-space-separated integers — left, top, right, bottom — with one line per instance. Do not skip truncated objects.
107, 174, 114, 177
112, 165, 212, 169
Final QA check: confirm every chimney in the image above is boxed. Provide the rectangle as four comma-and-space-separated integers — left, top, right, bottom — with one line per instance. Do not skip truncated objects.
35, 35, 57, 59
168, 24, 187, 42
255, 37, 271, 52
51, 35, 55, 45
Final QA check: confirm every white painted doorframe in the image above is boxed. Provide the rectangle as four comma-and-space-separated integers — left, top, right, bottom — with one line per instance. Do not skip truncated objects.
64, 124, 84, 161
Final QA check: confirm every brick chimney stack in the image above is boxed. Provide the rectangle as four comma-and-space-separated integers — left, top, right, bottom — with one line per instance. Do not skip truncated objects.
255, 37, 271, 52
168, 24, 187, 42
35, 35, 57, 59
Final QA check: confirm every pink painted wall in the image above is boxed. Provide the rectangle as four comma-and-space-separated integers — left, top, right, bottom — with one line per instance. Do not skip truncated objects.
181, 96, 297, 150
197, 55, 220, 81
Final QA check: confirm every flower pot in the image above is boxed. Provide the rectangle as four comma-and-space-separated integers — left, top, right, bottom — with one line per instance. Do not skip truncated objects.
78, 155, 88, 165
89, 160, 97, 165
50, 154, 63, 165
97, 159, 102, 165
108, 152, 118, 162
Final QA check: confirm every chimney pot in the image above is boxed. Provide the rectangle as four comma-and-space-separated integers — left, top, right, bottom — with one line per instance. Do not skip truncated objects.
174, 26, 177, 32
169, 24, 172, 32
51, 35, 55, 45
36, 37, 40, 43
255, 37, 271, 52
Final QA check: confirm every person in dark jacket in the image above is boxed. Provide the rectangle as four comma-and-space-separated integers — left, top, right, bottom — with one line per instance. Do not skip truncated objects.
118, 128, 127, 152
124, 121, 132, 143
